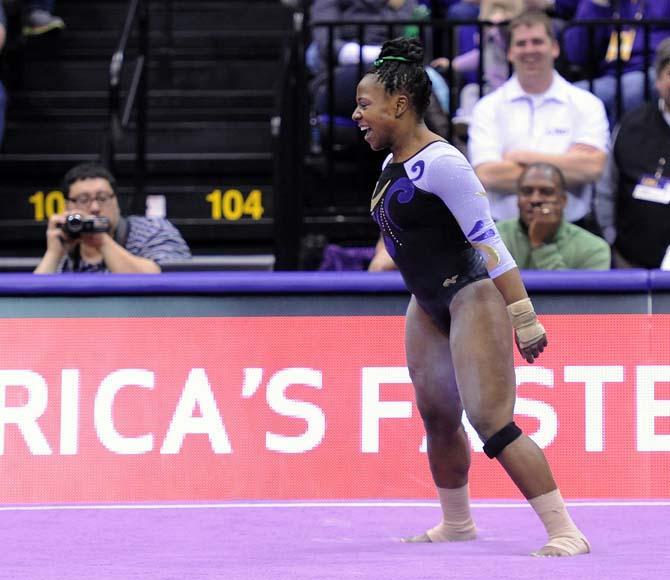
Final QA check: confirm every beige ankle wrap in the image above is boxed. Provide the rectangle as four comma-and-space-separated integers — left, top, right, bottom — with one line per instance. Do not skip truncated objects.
426, 485, 477, 542
529, 489, 590, 557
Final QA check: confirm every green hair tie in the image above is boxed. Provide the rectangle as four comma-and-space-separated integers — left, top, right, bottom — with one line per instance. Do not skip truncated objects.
373, 56, 412, 67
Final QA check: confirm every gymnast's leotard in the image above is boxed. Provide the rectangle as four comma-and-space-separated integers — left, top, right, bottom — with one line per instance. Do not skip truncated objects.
370, 140, 516, 331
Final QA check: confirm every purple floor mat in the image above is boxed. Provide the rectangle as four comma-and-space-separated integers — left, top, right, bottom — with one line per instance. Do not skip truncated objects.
0, 501, 667, 580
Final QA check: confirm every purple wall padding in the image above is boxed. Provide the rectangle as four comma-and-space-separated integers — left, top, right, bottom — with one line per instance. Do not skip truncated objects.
649, 269, 670, 290
522, 269, 650, 293
0, 269, 655, 296
0, 271, 406, 295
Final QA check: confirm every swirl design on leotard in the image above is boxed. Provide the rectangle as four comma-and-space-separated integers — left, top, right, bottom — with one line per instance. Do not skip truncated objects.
409, 160, 425, 182
383, 177, 414, 226
376, 177, 415, 257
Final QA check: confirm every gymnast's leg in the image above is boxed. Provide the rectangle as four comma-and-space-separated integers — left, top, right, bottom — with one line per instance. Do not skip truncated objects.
448, 280, 589, 557
402, 296, 476, 543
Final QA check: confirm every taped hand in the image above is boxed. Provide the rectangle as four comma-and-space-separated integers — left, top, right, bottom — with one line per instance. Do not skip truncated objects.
507, 298, 547, 363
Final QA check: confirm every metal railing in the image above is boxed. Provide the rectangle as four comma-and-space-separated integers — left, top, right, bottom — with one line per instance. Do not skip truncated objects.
272, 11, 307, 270
102, 0, 149, 214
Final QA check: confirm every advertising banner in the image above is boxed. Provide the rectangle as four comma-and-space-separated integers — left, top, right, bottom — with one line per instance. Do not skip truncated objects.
0, 315, 668, 502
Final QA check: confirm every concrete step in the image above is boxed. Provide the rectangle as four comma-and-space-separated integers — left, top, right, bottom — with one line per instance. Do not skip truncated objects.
7, 89, 276, 121
3, 120, 272, 154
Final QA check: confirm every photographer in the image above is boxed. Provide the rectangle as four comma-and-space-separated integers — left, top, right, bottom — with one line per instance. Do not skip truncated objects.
34, 163, 191, 274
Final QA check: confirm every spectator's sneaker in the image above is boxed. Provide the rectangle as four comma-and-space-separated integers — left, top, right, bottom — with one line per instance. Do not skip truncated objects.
22, 10, 65, 36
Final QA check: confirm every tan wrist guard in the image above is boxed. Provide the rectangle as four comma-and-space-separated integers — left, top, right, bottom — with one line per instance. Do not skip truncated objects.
507, 298, 545, 349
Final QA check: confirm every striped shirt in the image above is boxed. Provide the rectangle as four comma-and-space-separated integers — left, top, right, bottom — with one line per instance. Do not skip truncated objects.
58, 216, 191, 273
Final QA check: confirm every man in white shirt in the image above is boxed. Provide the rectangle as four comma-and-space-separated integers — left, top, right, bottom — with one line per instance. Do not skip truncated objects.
468, 9, 609, 227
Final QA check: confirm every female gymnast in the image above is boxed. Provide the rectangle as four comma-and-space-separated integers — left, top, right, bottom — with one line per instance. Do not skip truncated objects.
351, 36, 589, 557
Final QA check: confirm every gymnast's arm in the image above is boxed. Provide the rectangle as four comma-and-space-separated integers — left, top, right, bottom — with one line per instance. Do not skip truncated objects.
426, 152, 547, 362
425, 152, 518, 286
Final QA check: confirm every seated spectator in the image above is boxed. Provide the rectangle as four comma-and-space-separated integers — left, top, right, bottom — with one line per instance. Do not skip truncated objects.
297, 233, 382, 271
447, 0, 481, 20
0, 3, 6, 147
444, 1, 481, 87
309, 0, 430, 82
308, 0, 450, 138
431, 0, 525, 127
526, 0, 578, 20
563, 0, 670, 126
367, 235, 396, 271
524, 1, 578, 44
595, 37, 670, 269
34, 163, 191, 274
468, 9, 609, 229
21, 0, 65, 36
497, 162, 611, 269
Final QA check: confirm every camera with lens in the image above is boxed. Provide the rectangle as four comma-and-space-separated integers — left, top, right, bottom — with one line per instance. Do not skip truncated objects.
60, 214, 111, 238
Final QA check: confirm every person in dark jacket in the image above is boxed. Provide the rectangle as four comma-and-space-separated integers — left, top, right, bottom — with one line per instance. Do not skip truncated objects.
596, 37, 670, 268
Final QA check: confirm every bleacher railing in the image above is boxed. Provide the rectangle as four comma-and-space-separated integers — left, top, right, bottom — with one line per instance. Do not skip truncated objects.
103, 0, 149, 214
272, 10, 307, 270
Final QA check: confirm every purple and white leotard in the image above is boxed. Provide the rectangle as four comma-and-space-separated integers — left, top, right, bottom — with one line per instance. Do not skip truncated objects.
370, 140, 516, 330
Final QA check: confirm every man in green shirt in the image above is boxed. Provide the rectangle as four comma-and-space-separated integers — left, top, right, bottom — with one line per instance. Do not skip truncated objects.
497, 163, 611, 270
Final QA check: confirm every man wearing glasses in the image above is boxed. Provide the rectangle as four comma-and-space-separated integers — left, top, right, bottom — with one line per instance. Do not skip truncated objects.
34, 163, 191, 273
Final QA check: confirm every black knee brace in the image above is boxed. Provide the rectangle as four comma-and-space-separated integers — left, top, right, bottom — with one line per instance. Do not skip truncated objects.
483, 422, 522, 459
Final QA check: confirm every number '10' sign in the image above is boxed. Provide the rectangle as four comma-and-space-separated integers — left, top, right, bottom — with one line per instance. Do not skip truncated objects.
29, 191, 66, 221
